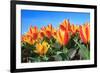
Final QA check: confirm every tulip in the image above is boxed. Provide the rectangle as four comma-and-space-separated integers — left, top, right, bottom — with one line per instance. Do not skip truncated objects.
27, 26, 38, 40
70, 24, 79, 35
45, 24, 52, 38
52, 28, 57, 39
42, 24, 56, 39
21, 35, 25, 42
34, 41, 50, 56
79, 23, 90, 44
38, 31, 45, 39
21, 35, 35, 45
38, 27, 45, 39
60, 19, 71, 31
56, 28, 69, 46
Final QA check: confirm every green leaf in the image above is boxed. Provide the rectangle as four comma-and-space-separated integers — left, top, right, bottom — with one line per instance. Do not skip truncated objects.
79, 45, 90, 59
53, 55, 62, 61
67, 48, 77, 59
56, 51, 62, 55
47, 47, 55, 55
59, 53, 69, 60
29, 57, 41, 62
53, 42, 61, 49
63, 46, 68, 54
74, 39, 90, 59
42, 55, 49, 61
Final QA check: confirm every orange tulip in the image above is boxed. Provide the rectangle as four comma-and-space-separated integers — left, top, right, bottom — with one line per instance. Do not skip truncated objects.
21, 35, 25, 42
70, 24, 79, 35
56, 27, 69, 46
38, 30, 45, 39
27, 26, 38, 40
45, 24, 52, 38
52, 28, 57, 39
79, 23, 90, 44
60, 19, 71, 31
34, 41, 50, 56
21, 35, 35, 45
41, 24, 55, 39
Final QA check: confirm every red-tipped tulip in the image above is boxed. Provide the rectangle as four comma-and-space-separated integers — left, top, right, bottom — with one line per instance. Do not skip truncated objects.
27, 26, 38, 40
79, 23, 90, 44
56, 27, 70, 46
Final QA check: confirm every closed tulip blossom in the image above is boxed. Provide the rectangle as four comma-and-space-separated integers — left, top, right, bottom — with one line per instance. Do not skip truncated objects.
60, 19, 71, 31
56, 25, 70, 46
79, 23, 90, 44
45, 24, 53, 38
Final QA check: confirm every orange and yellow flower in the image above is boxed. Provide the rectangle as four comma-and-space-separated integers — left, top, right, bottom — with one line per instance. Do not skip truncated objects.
34, 41, 50, 56
40, 24, 56, 39
38, 27, 45, 39
79, 23, 90, 44
56, 27, 70, 46
60, 19, 71, 31
44, 24, 53, 38
21, 35, 35, 45
27, 26, 38, 40
52, 28, 57, 39
70, 24, 79, 35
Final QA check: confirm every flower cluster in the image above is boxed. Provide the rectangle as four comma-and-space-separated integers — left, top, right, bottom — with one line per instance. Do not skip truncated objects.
21, 19, 90, 62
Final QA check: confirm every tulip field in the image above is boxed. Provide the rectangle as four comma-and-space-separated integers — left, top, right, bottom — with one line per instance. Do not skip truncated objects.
21, 19, 90, 63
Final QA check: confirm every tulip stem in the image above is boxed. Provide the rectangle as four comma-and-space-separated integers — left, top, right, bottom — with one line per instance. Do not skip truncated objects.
87, 43, 90, 49
87, 44, 88, 49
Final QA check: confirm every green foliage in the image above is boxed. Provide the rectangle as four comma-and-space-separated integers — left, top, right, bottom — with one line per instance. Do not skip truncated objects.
74, 39, 90, 59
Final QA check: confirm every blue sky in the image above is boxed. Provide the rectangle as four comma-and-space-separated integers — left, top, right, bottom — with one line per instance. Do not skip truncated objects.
21, 10, 90, 34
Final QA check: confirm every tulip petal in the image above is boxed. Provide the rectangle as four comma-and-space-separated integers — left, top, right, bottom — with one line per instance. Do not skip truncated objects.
64, 30, 69, 45
79, 26, 87, 44
85, 24, 90, 43
57, 30, 63, 45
